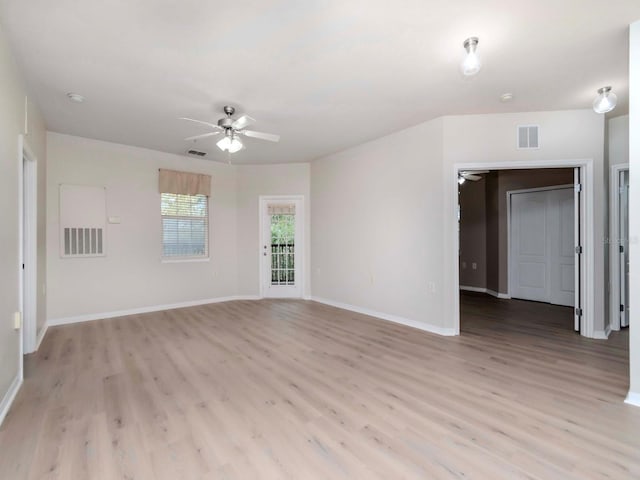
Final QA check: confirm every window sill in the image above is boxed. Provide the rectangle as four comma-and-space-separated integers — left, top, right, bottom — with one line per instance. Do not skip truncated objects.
161, 257, 210, 264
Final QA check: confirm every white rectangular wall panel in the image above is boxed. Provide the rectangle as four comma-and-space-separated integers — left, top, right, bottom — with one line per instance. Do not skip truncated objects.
59, 184, 106, 258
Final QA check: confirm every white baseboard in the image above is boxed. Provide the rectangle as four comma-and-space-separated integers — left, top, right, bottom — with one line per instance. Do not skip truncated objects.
460, 285, 511, 300
593, 325, 612, 340
35, 322, 49, 351
459, 285, 486, 293
310, 296, 457, 336
625, 391, 640, 407
48, 295, 261, 327
0, 373, 23, 427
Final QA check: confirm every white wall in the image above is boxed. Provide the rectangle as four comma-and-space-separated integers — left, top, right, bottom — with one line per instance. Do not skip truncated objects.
46, 134, 312, 321
442, 110, 606, 335
0, 24, 47, 408
628, 21, 640, 403
47, 133, 238, 320
236, 164, 311, 297
311, 110, 604, 335
311, 118, 449, 332
609, 115, 629, 167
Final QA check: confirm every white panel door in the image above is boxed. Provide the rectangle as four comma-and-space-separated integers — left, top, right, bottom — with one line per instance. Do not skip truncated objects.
511, 191, 549, 302
510, 187, 574, 306
548, 188, 575, 307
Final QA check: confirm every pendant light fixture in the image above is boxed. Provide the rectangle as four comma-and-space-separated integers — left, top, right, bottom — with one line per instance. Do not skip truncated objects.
592, 86, 617, 114
461, 37, 481, 76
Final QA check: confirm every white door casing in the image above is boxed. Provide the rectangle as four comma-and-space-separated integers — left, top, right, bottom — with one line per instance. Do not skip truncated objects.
509, 186, 575, 308
621, 169, 630, 328
610, 164, 630, 331
259, 196, 304, 299
19, 135, 38, 356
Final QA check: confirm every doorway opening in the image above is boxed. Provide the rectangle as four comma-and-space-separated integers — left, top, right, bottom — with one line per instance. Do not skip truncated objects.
18, 135, 38, 357
454, 161, 592, 337
610, 164, 630, 331
259, 195, 304, 298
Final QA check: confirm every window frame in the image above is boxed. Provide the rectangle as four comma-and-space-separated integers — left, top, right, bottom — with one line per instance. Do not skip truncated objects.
160, 192, 210, 261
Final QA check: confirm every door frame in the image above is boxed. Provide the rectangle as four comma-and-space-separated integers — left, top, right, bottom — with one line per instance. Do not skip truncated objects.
506, 184, 574, 307
609, 163, 629, 331
18, 134, 38, 360
258, 195, 305, 299
452, 159, 594, 338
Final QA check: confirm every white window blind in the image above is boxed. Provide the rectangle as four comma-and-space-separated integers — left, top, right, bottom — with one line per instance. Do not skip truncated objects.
161, 193, 209, 258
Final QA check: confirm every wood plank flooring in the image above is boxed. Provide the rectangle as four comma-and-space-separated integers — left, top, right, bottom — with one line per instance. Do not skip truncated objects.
0, 293, 638, 479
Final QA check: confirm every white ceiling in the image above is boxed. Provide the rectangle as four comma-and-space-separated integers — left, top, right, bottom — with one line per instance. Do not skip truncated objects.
1, 1, 639, 164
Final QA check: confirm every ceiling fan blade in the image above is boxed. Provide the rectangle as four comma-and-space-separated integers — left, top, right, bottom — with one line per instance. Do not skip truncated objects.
462, 170, 490, 174
241, 130, 280, 142
178, 117, 221, 130
184, 131, 220, 141
463, 173, 482, 181
231, 114, 256, 130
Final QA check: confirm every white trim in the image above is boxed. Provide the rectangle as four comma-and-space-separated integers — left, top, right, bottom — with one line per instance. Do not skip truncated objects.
35, 322, 49, 351
259, 195, 305, 299
459, 285, 511, 299
310, 296, 457, 336
459, 285, 487, 293
609, 164, 629, 331
593, 325, 612, 340
452, 159, 594, 339
625, 391, 640, 407
161, 257, 211, 264
21, 137, 38, 354
487, 289, 511, 299
48, 295, 261, 326
0, 373, 22, 427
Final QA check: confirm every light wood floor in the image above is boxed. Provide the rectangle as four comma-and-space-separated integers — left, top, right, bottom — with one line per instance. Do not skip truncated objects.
0, 294, 638, 479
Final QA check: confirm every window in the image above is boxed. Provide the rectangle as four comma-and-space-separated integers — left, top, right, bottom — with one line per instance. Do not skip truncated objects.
161, 193, 208, 258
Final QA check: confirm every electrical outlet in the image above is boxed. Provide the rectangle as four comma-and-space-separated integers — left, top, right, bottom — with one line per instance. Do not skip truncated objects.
428, 282, 436, 293
472, 262, 477, 270
461, 261, 467, 269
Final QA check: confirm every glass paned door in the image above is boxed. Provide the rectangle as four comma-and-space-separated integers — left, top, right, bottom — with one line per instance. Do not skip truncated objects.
261, 198, 303, 298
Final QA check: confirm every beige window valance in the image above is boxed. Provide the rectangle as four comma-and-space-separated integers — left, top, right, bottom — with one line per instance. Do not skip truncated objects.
159, 169, 211, 196
268, 203, 296, 215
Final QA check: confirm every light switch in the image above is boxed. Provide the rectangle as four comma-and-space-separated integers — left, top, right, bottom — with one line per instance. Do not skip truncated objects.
108, 216, 121, 224
13, 312, 22, 330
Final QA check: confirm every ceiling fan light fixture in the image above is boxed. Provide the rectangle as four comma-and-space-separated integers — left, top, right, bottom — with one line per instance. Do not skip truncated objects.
592, 86, 617, 114
217, 134, 243, 153
461, 37, 481, 76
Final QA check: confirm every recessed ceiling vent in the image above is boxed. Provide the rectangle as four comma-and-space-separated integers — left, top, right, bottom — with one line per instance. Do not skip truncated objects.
186, 149, 207, 157
517, 125, 540, 149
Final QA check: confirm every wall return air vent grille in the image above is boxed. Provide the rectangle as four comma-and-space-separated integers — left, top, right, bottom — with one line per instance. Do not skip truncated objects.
64, 227, 104, 256
517, 125, 540, 149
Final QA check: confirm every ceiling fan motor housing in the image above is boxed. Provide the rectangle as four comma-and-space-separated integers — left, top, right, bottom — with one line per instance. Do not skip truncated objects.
218, 117, 234, 129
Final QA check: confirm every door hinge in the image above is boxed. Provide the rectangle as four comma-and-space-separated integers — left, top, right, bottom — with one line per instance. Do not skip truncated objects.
575, 308, 583, 317
620, 304, 625, 312
574, 183, 582, 193
620, 245, 624, 253
575, 245, 582, 254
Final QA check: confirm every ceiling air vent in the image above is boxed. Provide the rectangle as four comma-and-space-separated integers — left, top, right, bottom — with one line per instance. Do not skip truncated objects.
517, 125, 540, 149
186, 149, 207, 157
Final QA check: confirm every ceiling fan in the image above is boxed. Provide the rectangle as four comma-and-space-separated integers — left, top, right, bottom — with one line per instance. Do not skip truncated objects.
458, 170, 489, 184
180, 105, 280, 153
